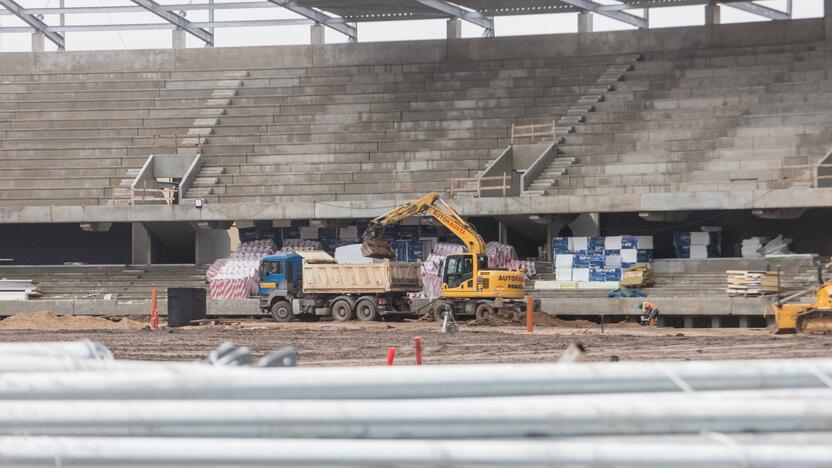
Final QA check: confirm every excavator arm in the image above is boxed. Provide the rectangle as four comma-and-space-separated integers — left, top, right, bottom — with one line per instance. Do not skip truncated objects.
361, 192, 486, 258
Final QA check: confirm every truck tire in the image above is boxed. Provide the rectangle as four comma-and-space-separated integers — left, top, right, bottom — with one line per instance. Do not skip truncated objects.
331, 300, 354, 322
432, 300, 454, 322
270, 300, 293, 323
355, 298, 379, 322
475, 303, 494, 320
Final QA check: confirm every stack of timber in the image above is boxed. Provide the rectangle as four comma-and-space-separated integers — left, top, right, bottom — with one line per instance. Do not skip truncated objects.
726, 270, 779, 296
0, 279, 41, 301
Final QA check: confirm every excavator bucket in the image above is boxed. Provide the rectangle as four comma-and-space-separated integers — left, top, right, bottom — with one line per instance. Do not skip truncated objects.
361, 239, 396, 259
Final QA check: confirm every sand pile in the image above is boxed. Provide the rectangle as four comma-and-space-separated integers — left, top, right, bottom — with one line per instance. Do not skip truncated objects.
0, 311, 146, 331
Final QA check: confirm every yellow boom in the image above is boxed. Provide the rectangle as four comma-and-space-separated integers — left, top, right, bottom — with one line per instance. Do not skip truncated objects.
361, 192, 486, 257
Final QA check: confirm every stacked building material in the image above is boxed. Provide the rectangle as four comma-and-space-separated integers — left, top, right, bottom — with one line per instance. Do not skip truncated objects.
1, 342, 831, 465
621, 264, 654, 288
727, 270, 780, 296
553, 236, 653, 285
741, 237, 770, 259
280, 239, 323, 251
0, 279, 41, 301
207, 240, 275, 299
674, 231, 721, 259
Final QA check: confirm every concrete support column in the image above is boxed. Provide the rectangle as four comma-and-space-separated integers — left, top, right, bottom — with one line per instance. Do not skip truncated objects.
498, 221, 508, 245
683, 316, 694, 329
578, 12, 593, 33
545, 224, 558, 262
195, 229, 231, 266
172, 28, 186, 49
132, 223, 152, 266
738, 316, 749, 329
826, 0, 832, 38
447, 18, 462, 39
710, 316, 721, 329
31, 32, 45, 52
705, 2, 721, 25
310, 23, 325, 45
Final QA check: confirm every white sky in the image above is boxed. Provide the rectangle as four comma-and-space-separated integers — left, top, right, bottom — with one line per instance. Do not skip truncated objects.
0, 0, 822, 52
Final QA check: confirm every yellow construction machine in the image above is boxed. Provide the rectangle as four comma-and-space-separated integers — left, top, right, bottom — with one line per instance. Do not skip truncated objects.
771, 261, 832, 334
361, 192, 528, 320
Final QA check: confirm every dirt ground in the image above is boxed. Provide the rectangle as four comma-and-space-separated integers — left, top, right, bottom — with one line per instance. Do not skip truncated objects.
0, 316, 830, 366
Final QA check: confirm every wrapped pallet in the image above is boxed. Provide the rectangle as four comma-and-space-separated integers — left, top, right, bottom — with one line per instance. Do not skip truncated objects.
620, 264, 654, 288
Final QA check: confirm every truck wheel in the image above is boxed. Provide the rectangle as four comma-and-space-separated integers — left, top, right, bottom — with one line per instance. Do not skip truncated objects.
270, 300, 293, 323
331, 300, 354, 322
355, 299, 379, 322
432, 301, 454, 322
475, 303, 494, 320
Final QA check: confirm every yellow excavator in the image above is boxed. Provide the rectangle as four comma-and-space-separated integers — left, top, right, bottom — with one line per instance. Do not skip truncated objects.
771, 261, 832, 334
362, 192, 528, 320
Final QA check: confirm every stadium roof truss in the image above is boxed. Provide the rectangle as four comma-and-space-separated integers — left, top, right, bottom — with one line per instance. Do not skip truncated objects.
0, 0, 795, 44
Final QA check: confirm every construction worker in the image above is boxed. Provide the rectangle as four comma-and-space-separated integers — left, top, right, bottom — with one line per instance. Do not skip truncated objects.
638, 302, 659, 326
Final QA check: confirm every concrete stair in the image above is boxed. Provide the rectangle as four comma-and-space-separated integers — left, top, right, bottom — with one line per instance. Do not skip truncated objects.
0, 264, 209, 300
183, 166, 224, 200
2, 40, 832, 206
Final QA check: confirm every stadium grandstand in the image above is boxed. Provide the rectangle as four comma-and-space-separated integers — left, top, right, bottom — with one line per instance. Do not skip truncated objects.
0, 0, 831, 326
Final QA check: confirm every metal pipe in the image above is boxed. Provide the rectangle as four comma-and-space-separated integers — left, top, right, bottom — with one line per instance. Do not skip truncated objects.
1, 358, 832, 400
0, 396, 831, 438
0, 437, 830, 466
0, 340, 112, 360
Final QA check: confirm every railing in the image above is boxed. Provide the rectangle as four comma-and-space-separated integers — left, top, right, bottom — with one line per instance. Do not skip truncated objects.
112, 184, 178, 206
133, 184, 179, 205
511, 121, 556, 144
150, 133, 203, 154
448, 173, 511, 198
778, 163, 832, 188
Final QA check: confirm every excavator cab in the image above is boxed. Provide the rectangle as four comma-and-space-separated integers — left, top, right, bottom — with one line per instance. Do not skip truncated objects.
443, 253, 487, 288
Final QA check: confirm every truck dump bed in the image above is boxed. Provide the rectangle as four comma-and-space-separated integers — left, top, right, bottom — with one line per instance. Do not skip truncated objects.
302, 260, 422, 294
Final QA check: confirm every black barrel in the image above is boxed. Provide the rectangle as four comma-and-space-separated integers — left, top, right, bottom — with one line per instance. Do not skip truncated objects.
167, 287, 207, 327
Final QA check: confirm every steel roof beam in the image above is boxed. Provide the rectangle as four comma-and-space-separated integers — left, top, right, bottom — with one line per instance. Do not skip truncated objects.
558, 0, 648, 28
723, 1, 789, 20
267, 0, 357, 41
0, 18, 321, 33
411, 0, 494, 37
129, 0, 213, 45
0, 0, 64, 49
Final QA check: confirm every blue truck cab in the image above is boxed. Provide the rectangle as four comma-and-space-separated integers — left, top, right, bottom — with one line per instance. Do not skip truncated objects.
258, 252, 303, 321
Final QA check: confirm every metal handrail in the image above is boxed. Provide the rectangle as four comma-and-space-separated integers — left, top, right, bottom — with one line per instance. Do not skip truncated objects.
448, 173, 510, 198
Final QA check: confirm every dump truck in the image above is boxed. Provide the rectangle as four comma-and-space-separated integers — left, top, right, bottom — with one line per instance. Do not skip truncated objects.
258, 250, 422, 322
361, 192, 530, 320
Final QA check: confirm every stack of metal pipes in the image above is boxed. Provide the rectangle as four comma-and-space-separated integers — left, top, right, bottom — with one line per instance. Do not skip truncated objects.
1, 340, 831, 466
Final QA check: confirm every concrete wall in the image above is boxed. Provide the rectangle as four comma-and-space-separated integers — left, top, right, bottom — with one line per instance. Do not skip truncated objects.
0, 18, 824, 74
195, 228, 230, 266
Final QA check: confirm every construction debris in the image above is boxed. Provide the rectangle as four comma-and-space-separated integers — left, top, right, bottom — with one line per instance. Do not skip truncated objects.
727, 270, 780, 296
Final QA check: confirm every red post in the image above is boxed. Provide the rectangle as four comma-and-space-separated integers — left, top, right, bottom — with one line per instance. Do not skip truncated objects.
150, 288, 159, 330
386, 347, 396, 366
526, 295, 534, 334
414, 337, 423, 365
